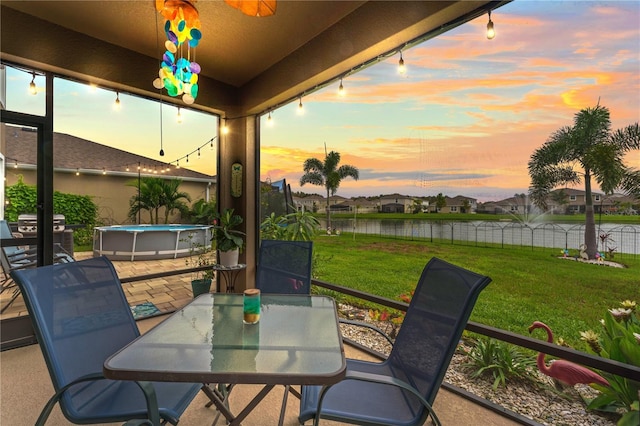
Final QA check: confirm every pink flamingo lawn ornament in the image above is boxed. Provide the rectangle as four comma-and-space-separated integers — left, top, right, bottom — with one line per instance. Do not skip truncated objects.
528, 321, 609, 387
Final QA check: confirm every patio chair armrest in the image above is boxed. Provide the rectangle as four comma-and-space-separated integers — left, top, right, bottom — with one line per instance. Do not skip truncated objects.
338, 318, 395, 346
314, 370, 441, 426
37, 374, 161, 426
37, 373, 105, 426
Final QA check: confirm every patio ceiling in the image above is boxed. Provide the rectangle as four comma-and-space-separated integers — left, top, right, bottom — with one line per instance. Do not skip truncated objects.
1, 1, 504, 114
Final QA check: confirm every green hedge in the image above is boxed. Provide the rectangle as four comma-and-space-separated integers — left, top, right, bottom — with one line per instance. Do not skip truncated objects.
5, 177, 98, 245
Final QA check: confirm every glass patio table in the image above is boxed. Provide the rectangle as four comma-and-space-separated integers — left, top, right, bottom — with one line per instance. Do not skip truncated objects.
103, 293, 346, 425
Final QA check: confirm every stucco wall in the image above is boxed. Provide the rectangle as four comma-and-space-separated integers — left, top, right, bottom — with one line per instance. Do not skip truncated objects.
5, 169, 215, 225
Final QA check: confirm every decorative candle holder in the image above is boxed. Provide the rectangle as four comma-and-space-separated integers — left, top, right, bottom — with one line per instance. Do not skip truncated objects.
243, 288, 260, 324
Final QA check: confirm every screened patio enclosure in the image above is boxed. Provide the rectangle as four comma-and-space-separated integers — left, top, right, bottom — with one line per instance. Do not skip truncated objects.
1, 0, 508, 289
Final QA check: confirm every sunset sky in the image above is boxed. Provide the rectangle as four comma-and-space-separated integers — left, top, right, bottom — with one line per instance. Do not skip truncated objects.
260, 0, 640, 201
4, 1, 639, 203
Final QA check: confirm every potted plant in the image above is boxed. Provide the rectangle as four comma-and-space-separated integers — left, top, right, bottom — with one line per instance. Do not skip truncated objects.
213, 208, 245, 266
183, 232, 215, 297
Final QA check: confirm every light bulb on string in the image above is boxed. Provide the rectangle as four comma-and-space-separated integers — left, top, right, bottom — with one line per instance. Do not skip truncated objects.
398, 51, 406, 74
75, 168, 80, 176
102, 168, 107, 175
29, 72, 37, 95
176, 160, 180, 169
338, 78, 345, 96
297, 97, 304, 115
210, 138, 215, 150
267, 111, 274, 126
114, 92, 121, 110
197, 147, 201, 158
177, 107, 183, 123
486, 11, 495, 40
186, 155, 189, 163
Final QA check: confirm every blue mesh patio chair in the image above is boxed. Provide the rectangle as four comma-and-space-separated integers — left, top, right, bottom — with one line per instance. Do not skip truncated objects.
10, 256, 206, 425
256, 240, 313, 295
299, 257, 492, 426
249, 240, 314, 423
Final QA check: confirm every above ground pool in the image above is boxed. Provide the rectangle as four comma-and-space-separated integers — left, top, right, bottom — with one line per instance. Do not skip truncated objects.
93, 224, 213, 261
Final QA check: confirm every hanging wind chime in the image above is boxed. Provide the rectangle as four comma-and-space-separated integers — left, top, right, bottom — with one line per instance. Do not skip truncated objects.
153, 0, 202, 104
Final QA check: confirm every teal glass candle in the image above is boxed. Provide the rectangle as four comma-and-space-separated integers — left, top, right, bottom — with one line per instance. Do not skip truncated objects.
243, 289, 260, 324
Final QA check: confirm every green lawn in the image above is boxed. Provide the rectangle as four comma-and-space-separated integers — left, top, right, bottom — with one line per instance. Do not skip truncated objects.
312, 233, 639, 348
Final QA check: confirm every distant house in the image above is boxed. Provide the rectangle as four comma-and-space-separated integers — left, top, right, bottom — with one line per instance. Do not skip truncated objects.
293, 194, 325, 213
601, 193, 639, 215
347, 197, 379, 214
428, 195, 477, 213
546, 188, 604, 214
329, 197, 379, 213
491, 195, 533, 215
3, 125, 216, 224
379, 193, 413, 213
479, 189, 639, 216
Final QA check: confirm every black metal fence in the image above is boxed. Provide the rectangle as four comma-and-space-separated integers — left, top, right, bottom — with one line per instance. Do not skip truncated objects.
324, 219, 640, 258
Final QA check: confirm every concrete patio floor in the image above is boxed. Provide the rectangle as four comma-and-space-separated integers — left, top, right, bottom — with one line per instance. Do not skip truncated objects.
1, 253, 525, 425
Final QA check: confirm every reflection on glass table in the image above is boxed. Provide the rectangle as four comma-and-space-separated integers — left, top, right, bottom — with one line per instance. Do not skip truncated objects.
104, 293, 346, 426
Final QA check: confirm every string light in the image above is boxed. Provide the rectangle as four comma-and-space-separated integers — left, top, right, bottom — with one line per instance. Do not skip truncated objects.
338, 78, 345, 96
44, 135, 216, 179
297, 97, 304, 115
14, 161, 18, 168
29, 72, 37, 95
221, 118, 229, 135
267, 111, 274, 126
486, 11, 495, 40
114, 91, 121, 110
177, 107, 183, 123
398, 51, 406, 74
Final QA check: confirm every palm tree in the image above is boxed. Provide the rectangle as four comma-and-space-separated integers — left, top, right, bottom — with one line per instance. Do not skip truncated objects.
159, 179, 191, 224
128, 177, 191, 224
300, 149, 359, 230
128, 177, 164, 223
528, 104, 639, 259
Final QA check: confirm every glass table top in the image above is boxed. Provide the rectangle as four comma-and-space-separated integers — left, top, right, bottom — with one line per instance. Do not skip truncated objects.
104, 293, 346, 385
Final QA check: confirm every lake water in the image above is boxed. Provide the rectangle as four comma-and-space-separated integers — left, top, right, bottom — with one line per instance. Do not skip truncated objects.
319, 219, 640, 255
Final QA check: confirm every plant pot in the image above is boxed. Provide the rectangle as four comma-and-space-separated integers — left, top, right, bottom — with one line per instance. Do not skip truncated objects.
191, 278, 212, 298
219, 248, 239, 267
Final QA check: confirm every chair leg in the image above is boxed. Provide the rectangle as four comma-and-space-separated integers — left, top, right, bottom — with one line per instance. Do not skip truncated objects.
278, 385, 290, 426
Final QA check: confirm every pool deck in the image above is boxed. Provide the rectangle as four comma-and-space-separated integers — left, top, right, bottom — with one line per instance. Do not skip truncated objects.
1, 252, 196, 319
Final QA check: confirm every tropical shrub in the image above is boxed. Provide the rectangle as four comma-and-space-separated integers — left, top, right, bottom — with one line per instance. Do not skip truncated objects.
580, 300, 640, 426
260, 209, 320, 241
463, 337, 538, 389
184, 198, 217, 225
